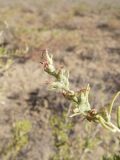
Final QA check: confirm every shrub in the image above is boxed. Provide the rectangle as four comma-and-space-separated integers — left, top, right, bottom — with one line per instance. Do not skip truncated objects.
1, 120, 31, 160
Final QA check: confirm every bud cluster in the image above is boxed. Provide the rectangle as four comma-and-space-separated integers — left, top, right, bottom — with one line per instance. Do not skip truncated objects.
42, 50, 120, 133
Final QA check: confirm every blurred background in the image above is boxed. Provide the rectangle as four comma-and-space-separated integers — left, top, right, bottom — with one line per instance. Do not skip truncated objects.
0, 0, 120, 159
